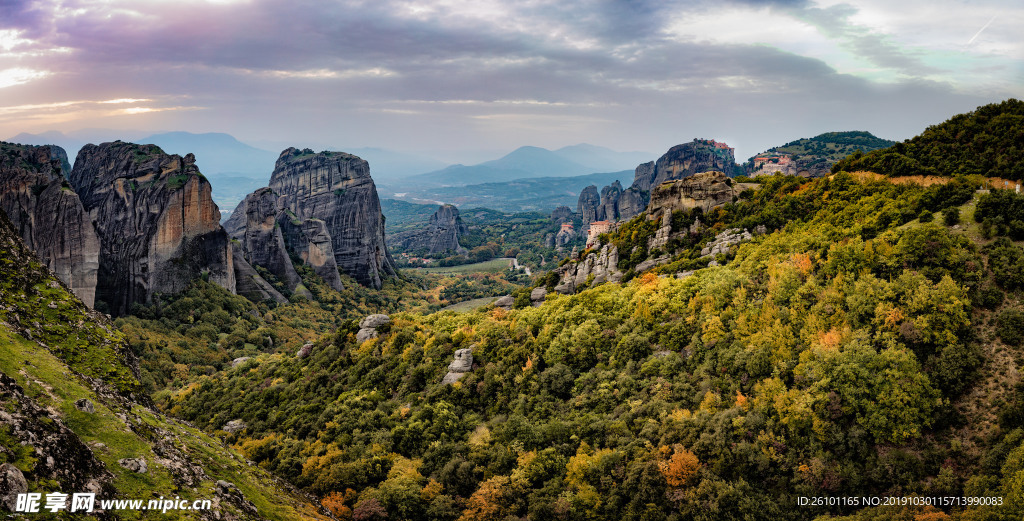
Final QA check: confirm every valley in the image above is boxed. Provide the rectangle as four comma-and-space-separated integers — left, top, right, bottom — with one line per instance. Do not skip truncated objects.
1, 99, 1023, 520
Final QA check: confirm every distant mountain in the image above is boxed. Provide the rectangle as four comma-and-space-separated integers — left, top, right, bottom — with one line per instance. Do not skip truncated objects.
553, 143, 653, 173
385, 170, 632, 212
339, 147, 449, 181
405, 145, 620, 187
138, 131, 278, 178
6, 131, 87, 160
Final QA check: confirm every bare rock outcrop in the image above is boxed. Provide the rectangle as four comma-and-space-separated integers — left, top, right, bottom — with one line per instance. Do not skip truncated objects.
442, 348, 473, 384
69, 142, 234, 315
269, 148, 397, 289
553, 243, 623, 294
357, 314, 391, 342
0, 142, 100, 307
551, 206, 573, 223
597, 181, 623, 221
231, 248, 287, 304
530, 287, 548, 307
389, 204, 467, 255
577, 185, 600, 224
616, 187, 647, 221
632, 139, 736, 192
648, 171, 736, 216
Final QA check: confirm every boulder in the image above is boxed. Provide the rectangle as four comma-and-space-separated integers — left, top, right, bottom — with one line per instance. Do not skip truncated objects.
296, 343, 314, 358
494, 295, 514, 310
222, 419, 247, 434
231, 357, 251, 368
118, 458, 148, 473
74, 399, 95, 413
442, 348, 473, 384
0, 463, 27, 511
360, 314, 391, 329
530, 287, 547, 306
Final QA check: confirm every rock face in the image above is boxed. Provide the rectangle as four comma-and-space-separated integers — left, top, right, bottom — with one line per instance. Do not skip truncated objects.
551, 206, 573, 223
647, 171, 736, 215
530, 287, 548, 307
559, 139, 736, 226
0, 373, 113, 498
0, 142, 100, 307
553, 243, 623, 294
700, 228, 753, 261
357, 314, 391, 342
69, 142, 234, 315
239, 188, 303, 292
617, 187, 648, 221
442, 348, 473, 384
231, 248, 287, 304
390, 204, 467, 255
577, 185, 601, 224
597, 181, 623, 221
269, 148, 396, 289
632, 139, 736, 192
555, 225, 576, 248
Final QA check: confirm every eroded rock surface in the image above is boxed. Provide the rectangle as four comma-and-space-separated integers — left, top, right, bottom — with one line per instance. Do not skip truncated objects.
69, 142, 234, 314
269, 148, 396, 289
0, 142, 99, 307
389, 204, 467, 255
442, 348, 473, 384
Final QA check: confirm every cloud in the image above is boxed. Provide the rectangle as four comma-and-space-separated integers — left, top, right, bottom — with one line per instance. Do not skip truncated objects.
0, 0, 1018, 156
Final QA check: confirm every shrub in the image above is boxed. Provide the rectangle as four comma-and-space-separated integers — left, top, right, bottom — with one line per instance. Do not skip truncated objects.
943, 207, 961, 226
997, 309, 1024, 346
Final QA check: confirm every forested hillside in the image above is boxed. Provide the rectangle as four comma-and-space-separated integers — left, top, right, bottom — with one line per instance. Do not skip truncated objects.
833, 99, 1024, 180
163, 170, 1024, 520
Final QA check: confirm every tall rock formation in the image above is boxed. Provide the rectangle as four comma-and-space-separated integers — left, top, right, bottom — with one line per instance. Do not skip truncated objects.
550, 206, 573, 224
0, 142, 99, 307
69, 142, 234, 315
597, 181, 623, 221
632, 139, 736, 192
389, 204, 467, 255
231, 148, 396, 291
238, 188, 303, 292
577, 185, 601, 224
617, 187, 647, 221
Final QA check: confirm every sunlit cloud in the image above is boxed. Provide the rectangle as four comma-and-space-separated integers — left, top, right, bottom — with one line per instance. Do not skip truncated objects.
0, 68, 51, 89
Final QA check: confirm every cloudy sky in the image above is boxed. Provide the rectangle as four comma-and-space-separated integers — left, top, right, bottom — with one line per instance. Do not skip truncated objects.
1, 0, 1021, 161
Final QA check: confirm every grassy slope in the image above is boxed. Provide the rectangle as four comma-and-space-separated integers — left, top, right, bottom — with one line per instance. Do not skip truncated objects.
0, 211, 329, 520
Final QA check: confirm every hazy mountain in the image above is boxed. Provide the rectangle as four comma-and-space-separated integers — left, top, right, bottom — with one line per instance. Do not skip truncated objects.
339, 147, 449, 180
385, 170, 632, 212
6, 131, 87, 160
138, 131, 278, 178
553, 143, 653, 172
405, 145, 616, 187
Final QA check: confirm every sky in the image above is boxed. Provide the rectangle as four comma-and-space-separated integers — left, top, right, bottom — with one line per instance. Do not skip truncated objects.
0, 0, 1021, 162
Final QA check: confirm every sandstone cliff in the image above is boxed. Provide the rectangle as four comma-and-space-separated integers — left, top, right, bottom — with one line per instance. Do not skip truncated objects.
577, 185, 600, 224
597, 181, 623, 221
632, 139, 736, 192
389, 204, 467, 255
70, 142, 235, 315
231, 148, 396, 291
0, 142, 100, 307
647, 171, 736, 216
553, 243, 622, 294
